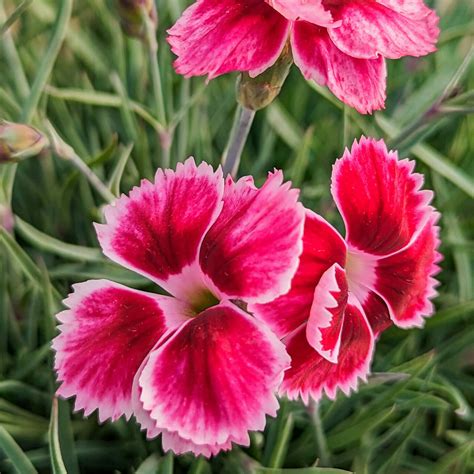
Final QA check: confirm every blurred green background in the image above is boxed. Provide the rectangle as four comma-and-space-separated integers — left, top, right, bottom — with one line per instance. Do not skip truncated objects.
0, 0, 473, 472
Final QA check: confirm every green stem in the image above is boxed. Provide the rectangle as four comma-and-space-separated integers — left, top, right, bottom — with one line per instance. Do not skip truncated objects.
145, 17, 166, 126
267, 412, 294, 468
0, 2, 30, 102
65, 151, 115, 203
21, 0, 73, 123
144, 13, 170, 168
308, 400, 331, 467
222, 105, 256, 177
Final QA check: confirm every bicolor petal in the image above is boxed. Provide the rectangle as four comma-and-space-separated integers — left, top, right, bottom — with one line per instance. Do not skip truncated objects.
167, 0, 290, 79
266, 0, 335, 26
306, 263, 348, 363
327, 0, 439, 60
200, 171, 305, 304
96, 159, 223, 300
373, 213, 441, 328
53, 280, 190, 422
139, 302, 289, 446
282, 296, 374, 402
161, 429, 233, 458
291, 22, 387, 114
360, 291, 392, 337
332, 137, 433, 256
250, 211, 346, 337
377, 0, 438, 20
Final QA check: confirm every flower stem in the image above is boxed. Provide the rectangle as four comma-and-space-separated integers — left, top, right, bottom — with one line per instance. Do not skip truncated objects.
66, 151, 116, 204
308, 400, 331, 466
222, 105, 256, 177
144, 13, 170, 168
145, 17, 166, 126
20, 0, 73, 123
45, 121, 115, 204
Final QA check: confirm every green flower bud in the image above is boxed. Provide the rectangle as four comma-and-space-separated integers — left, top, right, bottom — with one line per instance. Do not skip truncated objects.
0, 121, 49, 164
116, 0, 157, 40
237, 43, 293, 111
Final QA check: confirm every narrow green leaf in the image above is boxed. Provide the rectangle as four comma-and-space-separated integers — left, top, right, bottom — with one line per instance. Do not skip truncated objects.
0, 228, 41, 283
266, 103, 304, 150
136, 453, 161, 474
45, 86, 164, 132
158, 452, 174, 474
256, 468, 352, 474
0, 425, 38, 474
20, 0, 73, 122
425, 301, 474, 328
48, 398, 67, 474
267, 413, 294, 468
14, 216, 103, 262
0, 229, 61, 300
290, 127, 314, 188
375, 115, 474, 198
108, 143, 134, 197
0, 0, 33, 35
327, 407, 395, 450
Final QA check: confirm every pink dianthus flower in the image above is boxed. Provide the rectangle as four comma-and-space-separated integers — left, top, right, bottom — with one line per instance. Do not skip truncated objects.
251, 137, 442, 401
168, 0, 439, 113
53, 158, 305, 457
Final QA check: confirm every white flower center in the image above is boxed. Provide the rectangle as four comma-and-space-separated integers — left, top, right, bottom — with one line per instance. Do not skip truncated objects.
345, 249, 378, 304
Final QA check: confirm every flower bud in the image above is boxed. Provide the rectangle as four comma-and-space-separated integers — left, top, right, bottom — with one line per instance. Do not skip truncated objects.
0, 204, 14, 234
115, 0, 157, 40
0, 121, 49, 164
237, 42, 293, 111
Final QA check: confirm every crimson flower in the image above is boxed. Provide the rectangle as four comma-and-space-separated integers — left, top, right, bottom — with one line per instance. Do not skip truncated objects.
53, 159, 305, 456
168, 0, 439, 113
251, 137, 441, 402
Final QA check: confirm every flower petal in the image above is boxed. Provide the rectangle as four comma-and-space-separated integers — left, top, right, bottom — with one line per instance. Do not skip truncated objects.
167, 0, 290, 79
96, 159, 223, 300
327, 0, 439, 60
377, 0, 437, 19
361, 291, 392, 337
373, 213, 441, 328
282, 296, 374, 402
332, 137, 433, 256
291, 21, 386, 114
52, 280, 190, 422
306, 263, 348, 363
139, 302, 289, 447
266, 0, 335, 26
250, 211, 346, 337
200, 171, 305, 304
161, 430, 233, 458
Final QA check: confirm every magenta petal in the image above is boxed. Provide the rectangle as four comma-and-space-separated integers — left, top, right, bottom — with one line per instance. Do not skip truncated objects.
167, 0, 290, 79
96, 159, 223, 299
327, 0, 439, 60
282, 297, 374, 402
361, 291, 392, 337
332, 137, 434, 256
132, 363, 234, 457
306, 263, 348, 363
250, 210, 346, 338
266, 0, 335, 26
139, 302, 290, 447
200, 171, 305, 304
374, 213, 441, 328
291, 22, 387, 114
52, 280, 190, 422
